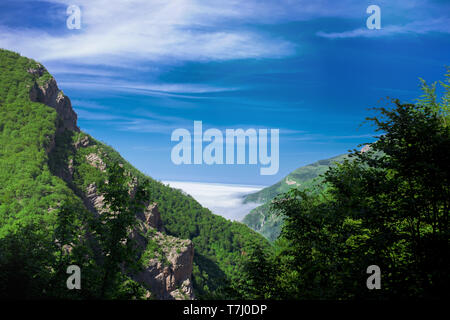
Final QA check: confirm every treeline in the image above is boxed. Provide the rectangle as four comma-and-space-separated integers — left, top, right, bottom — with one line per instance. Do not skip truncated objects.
238, 70, 450, 299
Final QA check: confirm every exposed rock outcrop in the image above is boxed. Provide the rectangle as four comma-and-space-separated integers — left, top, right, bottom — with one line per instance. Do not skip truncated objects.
74, 135, 90, 149
144, 202, 164, 232
131, 201, 194, 299
28, 70, 79, 133
85, 183, 106, 214
85, 153, 106, 172
133, 229, 194, 300
82, 163, 194, 299
285, 177, 298, 186
361, 144, 371, 153
27, 64, 45, 77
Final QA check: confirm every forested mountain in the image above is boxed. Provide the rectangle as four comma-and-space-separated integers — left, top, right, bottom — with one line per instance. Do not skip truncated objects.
0, 49, 269, 299
244, 154, 348, 204
243, 154, 348, 241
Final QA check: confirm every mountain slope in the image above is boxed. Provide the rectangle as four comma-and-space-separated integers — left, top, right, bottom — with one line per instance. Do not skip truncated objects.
242, 154, 348, 241
0, 49, 269, 299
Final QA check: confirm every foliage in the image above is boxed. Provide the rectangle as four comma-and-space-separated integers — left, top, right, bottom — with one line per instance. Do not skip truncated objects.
0, 49, 92, 299
243, 74, 450, 300
417, 66, 450, 127
93, 162, 149, 299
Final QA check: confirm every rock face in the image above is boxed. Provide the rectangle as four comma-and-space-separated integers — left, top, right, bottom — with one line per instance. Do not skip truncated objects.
133, 202, 194, 299
33, 65, 195, 300
74, 135, 90, 149
28, 67, 79, 133
361, 144, 371, 153
85, 153, 106, 172
85, 183, 106, 214
285, 177, 298, 186
144, 202, 165, 232
133, 228, 195, 300
81, 153, 194, 300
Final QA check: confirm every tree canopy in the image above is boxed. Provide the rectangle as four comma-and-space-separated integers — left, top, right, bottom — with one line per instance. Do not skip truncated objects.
241, 70, 450, 300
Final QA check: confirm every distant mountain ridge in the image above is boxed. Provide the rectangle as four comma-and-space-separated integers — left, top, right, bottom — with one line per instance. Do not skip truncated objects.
242, 154, 349, 241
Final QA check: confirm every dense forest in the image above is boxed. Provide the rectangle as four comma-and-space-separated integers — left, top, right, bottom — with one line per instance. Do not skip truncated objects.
238, 70, 449, 299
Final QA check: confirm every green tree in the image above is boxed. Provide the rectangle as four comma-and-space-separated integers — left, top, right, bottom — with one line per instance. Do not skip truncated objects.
244, 73, 450, 300
231, 243, 276, 299
94, 163, 149, 299
417, 66, 450, 126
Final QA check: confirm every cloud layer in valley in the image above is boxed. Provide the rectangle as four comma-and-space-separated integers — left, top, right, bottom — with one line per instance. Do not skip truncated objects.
163, 180, 264, 221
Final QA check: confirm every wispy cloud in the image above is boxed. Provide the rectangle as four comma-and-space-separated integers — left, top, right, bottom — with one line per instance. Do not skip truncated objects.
59, 79, 238, 98
75, 106, 191, 133
0, 0, 295, 67
289, 133, 376, 141
1, 0, 447, 66
117, 118, 185, 134
46, 65, 118, 77
317, 18, 450, 39
75, 109, 122, 121
72, 100, 110, 110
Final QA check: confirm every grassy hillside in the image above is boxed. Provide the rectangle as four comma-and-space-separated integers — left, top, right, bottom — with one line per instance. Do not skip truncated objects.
242, 154, 348, 241
0, 49, 269, 299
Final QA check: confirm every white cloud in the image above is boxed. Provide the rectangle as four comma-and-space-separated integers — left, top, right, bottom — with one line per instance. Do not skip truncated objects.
317, 18, 450, 39
117, 118, 185, 133
163, 180, 264, 221
72, 100, 110, 110
46, 66, 118, 77
74, 107, 190, 133
75, 109, 122, 121
1, 0, 447, 66
59, 78, 238, 98
0, 0, 295, 67
289, 133, 376, 141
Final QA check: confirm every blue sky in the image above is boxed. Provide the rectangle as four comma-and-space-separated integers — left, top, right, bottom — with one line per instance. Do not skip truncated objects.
1, 0, 449, 185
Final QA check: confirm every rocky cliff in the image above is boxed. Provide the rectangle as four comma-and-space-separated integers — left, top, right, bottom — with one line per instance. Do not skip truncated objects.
133, 203, 195, 300
28, 64, 79, 133
26, 65, 194, 300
